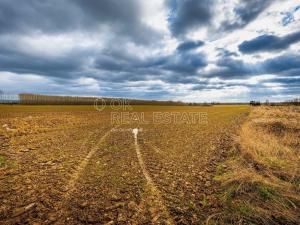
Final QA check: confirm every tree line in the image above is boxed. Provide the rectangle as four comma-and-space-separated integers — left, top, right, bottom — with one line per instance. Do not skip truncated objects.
18, 93, 190, 106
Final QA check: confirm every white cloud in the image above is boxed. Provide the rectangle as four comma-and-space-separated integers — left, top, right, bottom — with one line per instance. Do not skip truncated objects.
0, 71, 54, 93
74, 77, 100, 92
176, 85, 250, 102
141, 0, 169, 33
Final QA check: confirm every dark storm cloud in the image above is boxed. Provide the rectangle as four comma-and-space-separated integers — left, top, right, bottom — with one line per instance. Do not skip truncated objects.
263, 54, 300, 75
239, 31, 300, 54
177, 40, 204, 52
72, 0, 161, 44
94, 51, 160, 80
93, 47, 163, 75
172, 76, 199, 84
211, 57, 255, 78
0, 0, 160, 44
162, 50, 207, 74
95, 55, 131, 72
0, 0, 164, 83
222, 0, 275, 31
167, 0, 276, 37
94, 46, 208, 81
0, 0, 77, 34
268, 77, 300, 87
167, 0, 213, 37
144, 46, 208, 77
0, 46, 88, 78
210, 53, 300, 79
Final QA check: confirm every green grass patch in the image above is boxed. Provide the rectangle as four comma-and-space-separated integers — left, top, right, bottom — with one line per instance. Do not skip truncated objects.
221, 183, 240, 206
265, 157, 287, 169
213, 171, 235, 182
256, 185, 274, 200
236, 202, 253, 215
108, 145, 121, 152
200, 195, 208, 207
0, 155, 17, 168
0, 155, 6, 167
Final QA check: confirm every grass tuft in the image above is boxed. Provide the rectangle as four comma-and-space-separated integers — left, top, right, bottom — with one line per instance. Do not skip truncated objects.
0, 155, 6, 167
216, 106, 300, 224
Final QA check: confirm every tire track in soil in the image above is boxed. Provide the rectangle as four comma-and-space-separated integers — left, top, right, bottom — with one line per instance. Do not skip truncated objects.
136, 125, 226, 224
62, 128, 145, 224
132, 128, 175, 225
137, 111, 249, 224
63, 129, 112, 198
56, 127, 115, 222
1, 125, 105, 224
144, 141, 161, 154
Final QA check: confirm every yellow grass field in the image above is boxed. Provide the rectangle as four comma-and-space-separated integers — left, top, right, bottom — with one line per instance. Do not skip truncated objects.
0, 105, 299, 224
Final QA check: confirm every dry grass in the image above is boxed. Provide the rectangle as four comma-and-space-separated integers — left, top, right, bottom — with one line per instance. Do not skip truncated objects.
214, 106, 300, 224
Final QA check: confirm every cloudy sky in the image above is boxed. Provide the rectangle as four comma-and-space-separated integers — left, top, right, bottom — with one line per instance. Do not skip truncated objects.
0, 0, 299, 102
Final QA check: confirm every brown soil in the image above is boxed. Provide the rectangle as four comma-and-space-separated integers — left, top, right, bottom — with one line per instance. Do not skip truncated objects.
0, 105, 249, 224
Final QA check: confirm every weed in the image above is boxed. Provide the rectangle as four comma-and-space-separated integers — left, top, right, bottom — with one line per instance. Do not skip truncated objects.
200, 195, 208, 207
0, 155, 6, 167
256, 185, 273, 200
236, 202, 252, 215
0, 155, 17, 168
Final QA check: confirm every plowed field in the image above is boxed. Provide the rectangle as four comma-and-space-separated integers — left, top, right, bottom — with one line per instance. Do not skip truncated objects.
0, 105, 249, 224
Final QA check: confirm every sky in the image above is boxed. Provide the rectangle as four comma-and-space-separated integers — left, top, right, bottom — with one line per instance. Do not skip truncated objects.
0, 0, 299, 102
